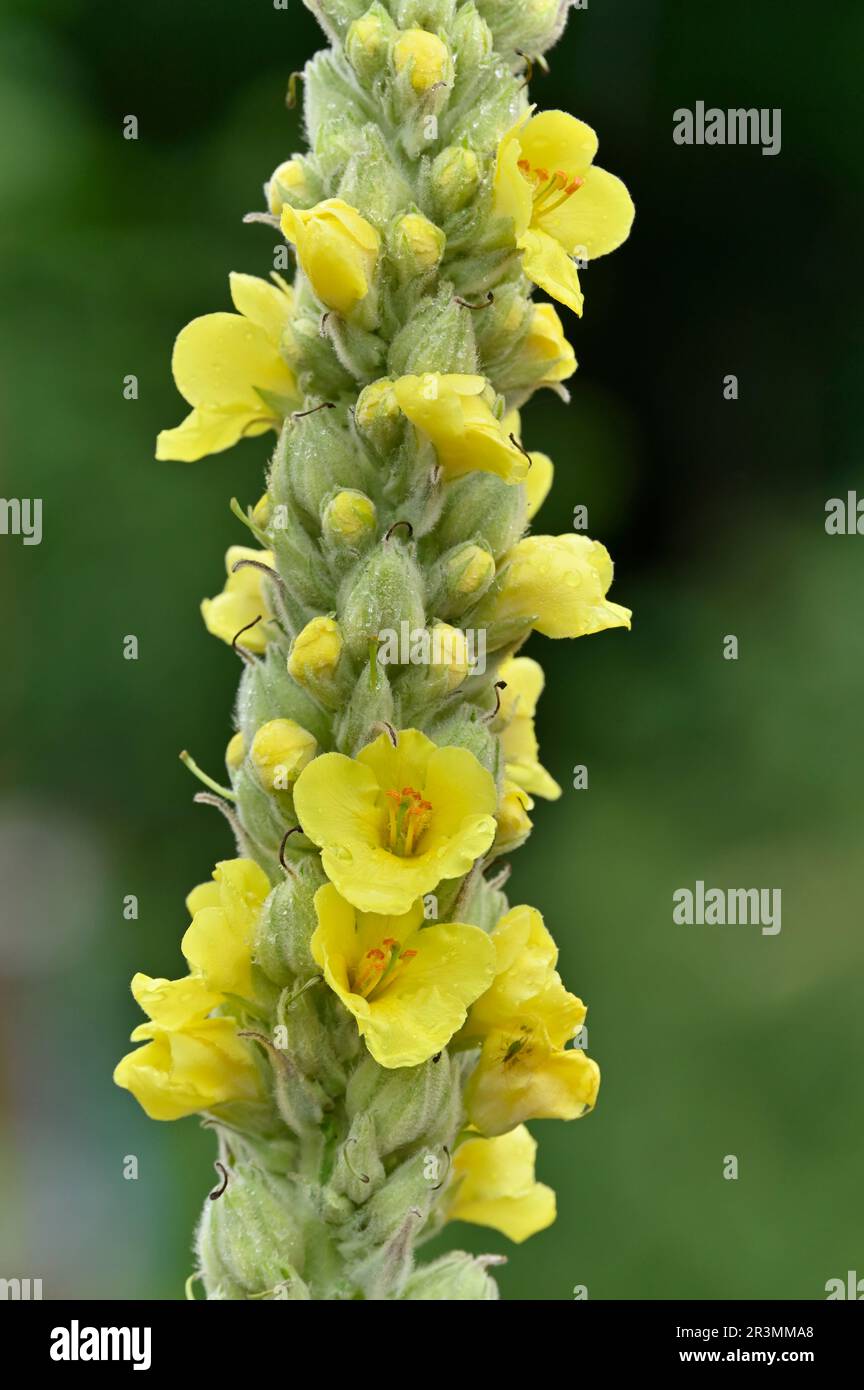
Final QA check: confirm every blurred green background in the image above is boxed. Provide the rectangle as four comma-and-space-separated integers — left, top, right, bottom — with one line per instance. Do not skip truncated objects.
1, 0, 862, 1300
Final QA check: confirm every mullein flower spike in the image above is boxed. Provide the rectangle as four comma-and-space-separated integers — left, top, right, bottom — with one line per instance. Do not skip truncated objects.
117, 0, 633, 1300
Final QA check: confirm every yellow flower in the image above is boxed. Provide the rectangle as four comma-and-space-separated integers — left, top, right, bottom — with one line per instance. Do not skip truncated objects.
181, 858, 271, 1000
503, 409, 553, 520
488, 534, 631, 639
293, 728, 498, 915
461, 905, 599, 1135
250, 718, 317, 791
281, 199, 380, 315
497, 656, 562, 800
311, 885, 495, 1068
494, 780, 534, 854
495, 110, 635, 316
113, 973, 260, 1121
390, 374, 529, 484
393, 29, 451, 92
156, 273, 298, 462
524, 303, 577, 386
201, 546, 276, 655
447, 1127, 556, 1243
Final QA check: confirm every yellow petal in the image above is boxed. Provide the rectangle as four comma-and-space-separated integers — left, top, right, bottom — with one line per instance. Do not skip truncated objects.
467, 1031, 600, 1135
524, 451, 554, 520
516, 111, 599, 183
171, 312, 295, 413
519, 229, 584, 317
541, 164, 635, 261
229, 271, 293, 343
156, 407, 264, 463
449, 1127, 556, 1243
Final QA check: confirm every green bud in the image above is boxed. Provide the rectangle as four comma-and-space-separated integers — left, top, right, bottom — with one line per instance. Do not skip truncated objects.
345, 1051, 462, 1158
270, 409, 374, 525
254, 858, 328, 986
233, 763, 296, 864
427, 702, 501, 776
394, 0, 456, 29
345, 5, 397, 83
401, 1252, 501, 1300
334, 660, 396, 755
437, 471, 527, 559
265, 157, 321, 216
304, 53, 369, 158
451, 3, 493, 67
388, 284, 478, 377
475, 0, 572, 59
329, 1110, 387, 1204
429, 540, 496, 618
267, 509, 333, 611
236, 645, 330, 748
430, 144, 482, 218
338, 124, 414, 225
196, 1165, 307, 1300
339, 539, 426, 662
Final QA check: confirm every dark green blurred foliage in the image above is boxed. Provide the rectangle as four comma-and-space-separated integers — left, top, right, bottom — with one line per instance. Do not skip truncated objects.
1, 0, 862, 1299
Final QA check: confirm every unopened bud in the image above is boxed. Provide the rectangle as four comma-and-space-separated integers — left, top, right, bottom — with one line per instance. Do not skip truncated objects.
322, 489, 378, 548
250, 719, 317, 792
266, 159, 310, 216
430, 145, 481, 216
391, 212, 446, 277
226, 732, 246, 772
346, 7, 396, 81
287, 616, 349, 708
432, 541, 496, 618
393, 28, 452, 93
341, 541, 426, 662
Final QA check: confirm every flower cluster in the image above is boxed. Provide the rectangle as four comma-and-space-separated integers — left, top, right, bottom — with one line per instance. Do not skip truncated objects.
117, 0, 632, 1301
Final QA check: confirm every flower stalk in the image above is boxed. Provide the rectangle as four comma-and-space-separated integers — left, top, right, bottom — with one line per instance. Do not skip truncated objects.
115, 0, 633, 1301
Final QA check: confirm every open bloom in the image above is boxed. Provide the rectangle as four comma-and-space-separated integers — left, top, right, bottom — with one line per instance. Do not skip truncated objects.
156, 273, 298, 462
447, 1126, 556, 1243
497, 656, 562, 800
390, 374, 530, 483
281, 199, 380, 315
113, 973, 260, 1121
482, 534, 632, 640
495, 111, 634, 316
461, 905, 599, 1135
201, 546, 276, 654
311, 885, 495, 1067
182, 857, 271, 1000
504, 409, 554, 520
293, 728, 498, 915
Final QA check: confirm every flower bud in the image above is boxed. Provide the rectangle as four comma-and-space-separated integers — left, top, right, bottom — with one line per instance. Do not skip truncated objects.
254, 858, 329, 985
428, 621, 471, 691
226, 732, 246, 772
237, 645, 329, 748
393, 29, 452, 93
390, 211, 445, 278
265, 158, 312, 216
281, 199, 381, 316
250, 719, 317, 792
437, 472, 527, 559
346, 7, 396, 81
196, 1165, 308, 1300
451, 3, 493, 66
321, 489, 378, 548
287, 616, 350, 708
431, 541, 496, 619
340, 541, 426, 663
430, 144, 481, 217
475, 0, 569, 59
400, 1252, 500, 1300
346, 1050, 462, 1157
